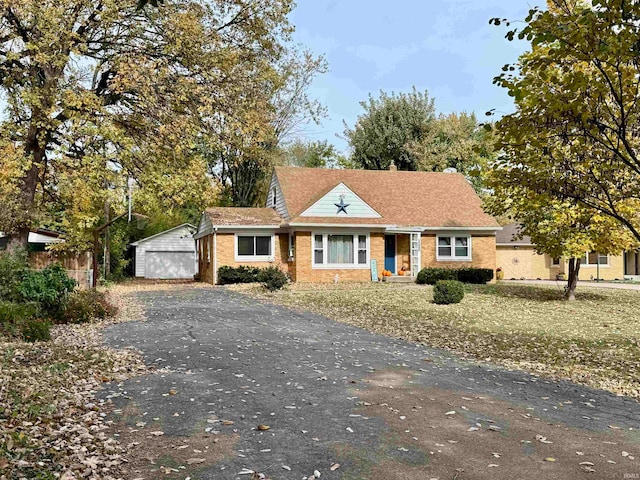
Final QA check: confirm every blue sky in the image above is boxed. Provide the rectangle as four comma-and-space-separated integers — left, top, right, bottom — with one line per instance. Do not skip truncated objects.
289, 0, 534, 153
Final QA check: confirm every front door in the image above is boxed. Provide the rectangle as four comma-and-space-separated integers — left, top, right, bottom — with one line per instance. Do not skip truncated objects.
384, 235, 396, 274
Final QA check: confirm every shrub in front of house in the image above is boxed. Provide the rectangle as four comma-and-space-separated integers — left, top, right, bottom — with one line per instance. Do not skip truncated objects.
0, 300, 50, 342
416, 267, 494, 285
217, 265, 262, 285
257, 266, 288, 292
0, 249, 29, 302
64, 290, 119, 324
20, 318, 51, 342
456, 268, 494, 284
0, 301, 39, 339
416, 267, 458, 285
433, 280, 465, 305
18, 264, 76, 320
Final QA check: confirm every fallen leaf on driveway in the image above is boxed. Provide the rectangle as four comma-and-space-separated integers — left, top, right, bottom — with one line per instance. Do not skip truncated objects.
536, 434, 553, 444
149, 431, 164, 436
330, 463, 340, 471
257, 424, 270, 431
186, 458, 205, 465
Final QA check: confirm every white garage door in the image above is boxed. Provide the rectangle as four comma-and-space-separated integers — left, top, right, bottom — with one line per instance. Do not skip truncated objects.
145, 251, 196, 279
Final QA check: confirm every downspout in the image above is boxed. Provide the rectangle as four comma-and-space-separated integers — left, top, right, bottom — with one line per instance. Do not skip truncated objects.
213, 227, 218, 285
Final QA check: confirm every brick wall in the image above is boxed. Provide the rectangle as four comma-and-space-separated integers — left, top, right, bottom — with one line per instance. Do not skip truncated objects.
198, 232, 289, 285
292, 231, 385, 283
421, 234, 496, 272
199, 230, 498, 284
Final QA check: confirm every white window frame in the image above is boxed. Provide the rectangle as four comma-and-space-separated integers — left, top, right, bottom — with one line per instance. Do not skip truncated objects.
271, 187, 277, 207
551, 256, 561, 267
311, 231, 370, 269
580, 251, 610, 267
288, 233, 294, 260
436, 234, 472, 262
234, 232, 275, 262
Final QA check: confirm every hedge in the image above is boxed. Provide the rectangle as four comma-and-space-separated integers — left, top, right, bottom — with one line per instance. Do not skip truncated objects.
416, 267, 494, 285
217, 265, 262, 285
218, 265, 288, 291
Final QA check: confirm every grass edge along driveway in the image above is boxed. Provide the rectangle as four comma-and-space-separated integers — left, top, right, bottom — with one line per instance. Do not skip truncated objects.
231, 282, 640, 399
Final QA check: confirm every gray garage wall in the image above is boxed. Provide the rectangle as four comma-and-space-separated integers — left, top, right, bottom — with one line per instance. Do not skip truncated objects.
134, 225, 196, 278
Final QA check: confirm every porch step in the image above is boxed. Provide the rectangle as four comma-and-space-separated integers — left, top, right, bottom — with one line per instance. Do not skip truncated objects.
383, 276, 416, 283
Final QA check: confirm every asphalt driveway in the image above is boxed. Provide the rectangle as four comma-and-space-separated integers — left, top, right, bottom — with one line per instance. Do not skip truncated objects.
101, 287, 640, 479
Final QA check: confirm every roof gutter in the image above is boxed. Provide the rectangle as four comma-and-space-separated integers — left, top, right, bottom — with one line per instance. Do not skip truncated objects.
287, 223, 502, 232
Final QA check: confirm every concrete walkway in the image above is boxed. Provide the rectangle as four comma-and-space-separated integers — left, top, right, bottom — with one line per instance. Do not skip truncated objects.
501, 279, 640, 290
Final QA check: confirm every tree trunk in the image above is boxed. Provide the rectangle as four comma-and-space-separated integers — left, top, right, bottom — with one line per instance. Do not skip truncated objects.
565, 257, 581, 301
104, 200, 110, 278
7, 128, 46, 250
6, 230, 30, 252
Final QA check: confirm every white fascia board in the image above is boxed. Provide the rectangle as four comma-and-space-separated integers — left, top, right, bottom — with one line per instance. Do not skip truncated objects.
131, 223, 196, 246
422, 226, 502, 232
213, 225, 281, 230
287, 222, 392, 229
287, 223, 501, 232
194, 225, 282, 240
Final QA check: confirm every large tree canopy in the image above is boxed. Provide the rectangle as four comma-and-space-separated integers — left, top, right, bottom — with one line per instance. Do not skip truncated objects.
200, 46, 327, 207
0, 0, 295, 249
407, 112, 494, 193
344, 90, 494, 189
277, 139, 341, 169
344, 88, 436, 171
489, 0, 640, 243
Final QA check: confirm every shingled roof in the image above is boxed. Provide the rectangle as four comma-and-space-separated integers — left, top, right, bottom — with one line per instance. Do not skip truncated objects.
495, 223, 533, 246
203, 207, 283, 226
274, 166, 499, 228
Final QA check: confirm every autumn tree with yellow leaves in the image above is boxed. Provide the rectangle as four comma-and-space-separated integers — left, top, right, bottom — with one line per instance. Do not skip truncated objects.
486, 0, 640, 298
0, 0, 307, 251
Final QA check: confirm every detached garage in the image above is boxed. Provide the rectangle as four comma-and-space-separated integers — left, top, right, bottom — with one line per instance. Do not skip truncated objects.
131, 224, 197, 279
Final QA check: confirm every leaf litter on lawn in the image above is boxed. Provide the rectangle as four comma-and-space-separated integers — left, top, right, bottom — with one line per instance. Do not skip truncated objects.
0, 287, 149, 479
231, 282, 640, 398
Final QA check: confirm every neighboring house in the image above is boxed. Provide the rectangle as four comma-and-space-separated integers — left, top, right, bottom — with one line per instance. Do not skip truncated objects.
496, 223, 630, 281
195, 166, 501, 284
131, 224, 197, 279
0, 229, 65, 251
0, 229, 92, 287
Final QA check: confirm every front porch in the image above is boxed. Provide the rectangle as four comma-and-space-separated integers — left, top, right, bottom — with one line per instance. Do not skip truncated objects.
382, 274, 416, 283
383, 231, 422, 278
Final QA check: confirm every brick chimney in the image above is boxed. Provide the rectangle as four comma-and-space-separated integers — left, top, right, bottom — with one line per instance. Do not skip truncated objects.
389, 161, 397, 171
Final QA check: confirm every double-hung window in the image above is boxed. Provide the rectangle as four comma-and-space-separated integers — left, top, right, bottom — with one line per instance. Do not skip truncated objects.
436, 235, 471, 261
313, 233, 369, 268
235, 234, 274, 262
580, 252, 609, 266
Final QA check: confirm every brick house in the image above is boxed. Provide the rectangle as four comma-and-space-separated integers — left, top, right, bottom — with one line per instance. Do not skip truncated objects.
195, 166, 501, 284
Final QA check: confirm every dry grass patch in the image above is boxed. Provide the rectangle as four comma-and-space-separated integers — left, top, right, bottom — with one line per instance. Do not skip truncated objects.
233, 282, 640, 398
352, 369, 639, 480
0, 287, 148, 480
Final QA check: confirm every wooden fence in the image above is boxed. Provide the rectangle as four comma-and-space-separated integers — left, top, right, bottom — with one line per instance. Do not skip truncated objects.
28, 251, 93, 289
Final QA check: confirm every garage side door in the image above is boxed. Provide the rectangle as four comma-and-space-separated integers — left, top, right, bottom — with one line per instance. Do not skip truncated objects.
496, 248, 533, 280
145, 251, 196, 279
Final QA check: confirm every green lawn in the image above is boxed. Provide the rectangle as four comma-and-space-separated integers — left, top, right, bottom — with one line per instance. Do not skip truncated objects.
235, 282, 640, 398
